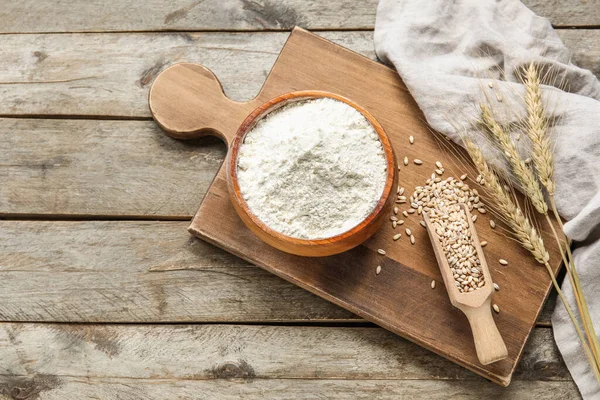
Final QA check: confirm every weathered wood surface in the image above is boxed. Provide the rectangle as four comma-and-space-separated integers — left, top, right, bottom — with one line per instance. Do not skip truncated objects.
0, 377, 579, 400
0, 1, 593, 395
1, 31, 598, 218
0, 221, 355, 322
0, 324, 568, 381
0, 220, 556, 325
0, 31, 597, 117
2, 0, 598, 33
0, 323, 576, 397
0, 119, 226, 218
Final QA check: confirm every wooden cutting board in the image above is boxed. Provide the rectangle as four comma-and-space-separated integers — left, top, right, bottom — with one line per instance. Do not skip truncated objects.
149, 27, 562, 386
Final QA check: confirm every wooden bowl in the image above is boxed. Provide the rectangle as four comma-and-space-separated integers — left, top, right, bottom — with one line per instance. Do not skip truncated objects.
226, 90, 397, 256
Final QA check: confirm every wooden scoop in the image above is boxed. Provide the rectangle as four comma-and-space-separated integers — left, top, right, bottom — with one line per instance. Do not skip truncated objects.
423, 204, 508, 365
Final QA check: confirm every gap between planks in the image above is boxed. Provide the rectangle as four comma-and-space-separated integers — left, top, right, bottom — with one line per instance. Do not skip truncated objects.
0, 30, 597, 119
0, 319, 556, 328
0, 26, 596, 36
0, 0, 598, 33
0, 214, 192, 222
0, 114, 153, 121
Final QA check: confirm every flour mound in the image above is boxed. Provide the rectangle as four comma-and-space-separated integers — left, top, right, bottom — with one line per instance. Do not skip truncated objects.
237, 98, 388, 240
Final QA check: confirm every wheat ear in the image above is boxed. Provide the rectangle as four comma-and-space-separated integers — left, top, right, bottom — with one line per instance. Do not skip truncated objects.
464, 138, 548, 263
480, 105, 548, 215
463, 138, 600, 381
523, 62, 555, 195
524, 62, 600, 372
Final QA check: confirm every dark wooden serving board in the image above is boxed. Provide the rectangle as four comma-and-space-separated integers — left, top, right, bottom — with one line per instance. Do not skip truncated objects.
149, 27, 562, 386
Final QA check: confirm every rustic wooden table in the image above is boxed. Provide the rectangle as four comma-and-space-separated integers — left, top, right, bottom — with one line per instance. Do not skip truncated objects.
0, 1, 597, 398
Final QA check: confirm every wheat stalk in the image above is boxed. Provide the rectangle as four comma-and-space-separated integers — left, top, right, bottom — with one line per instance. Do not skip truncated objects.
462, 137, 600, 381
523, 62, 555, 195
480, 105, 548, 215
463, 138, 548, 263
522, 62, 600, 372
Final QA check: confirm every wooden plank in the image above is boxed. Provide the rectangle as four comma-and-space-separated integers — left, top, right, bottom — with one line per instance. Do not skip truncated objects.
0, 119, 226, 217
0, 377, 579, 400
2, 30, 599, 218
0, 0, 597, 33
559, 30, 600, 79
0, 30, 597, 118
0, 220, 356, 322
0, 324, 569, 381
525, 0, 600, 27
0, 220, 554, 325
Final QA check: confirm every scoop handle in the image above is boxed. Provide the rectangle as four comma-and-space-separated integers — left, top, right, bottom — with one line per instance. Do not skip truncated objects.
462, 300, 508, 365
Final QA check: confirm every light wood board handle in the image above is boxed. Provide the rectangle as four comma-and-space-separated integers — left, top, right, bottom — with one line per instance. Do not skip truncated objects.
149, 63, 259, 145
462, 300, 508, 365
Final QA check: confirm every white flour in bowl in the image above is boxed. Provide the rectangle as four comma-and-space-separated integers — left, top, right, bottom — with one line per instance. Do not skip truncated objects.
237, 98, 388, 240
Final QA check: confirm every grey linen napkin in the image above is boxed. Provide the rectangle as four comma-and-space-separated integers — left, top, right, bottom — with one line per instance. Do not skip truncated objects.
374, 0, 600, 397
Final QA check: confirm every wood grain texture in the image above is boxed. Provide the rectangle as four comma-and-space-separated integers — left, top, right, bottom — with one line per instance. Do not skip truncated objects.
0, 1, 590, 397
560, 30, 600, 79
0, 119, 226, 218
0, 220, 557, 325
0, 220, 356, 322
1, 31, 598, 217
0, 377, 579, 400
0, 324, 568, 382
0, 0, 597, 33
177, 28, 563, 385
0, 31, 597, 118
